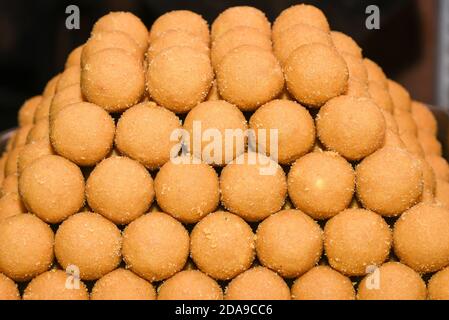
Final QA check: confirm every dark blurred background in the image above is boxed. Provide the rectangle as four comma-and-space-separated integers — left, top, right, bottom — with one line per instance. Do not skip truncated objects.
0, 0, 444, 130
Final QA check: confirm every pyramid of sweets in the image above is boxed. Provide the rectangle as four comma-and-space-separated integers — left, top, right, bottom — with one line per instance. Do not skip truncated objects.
1, 4, 449, 300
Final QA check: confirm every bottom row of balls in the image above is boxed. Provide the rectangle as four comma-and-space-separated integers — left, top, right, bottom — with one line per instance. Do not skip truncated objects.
2, 262, 449, 300
0, 209, 449, 300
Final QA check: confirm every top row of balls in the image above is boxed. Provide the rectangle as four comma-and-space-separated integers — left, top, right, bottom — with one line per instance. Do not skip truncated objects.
77, 5, 347, 114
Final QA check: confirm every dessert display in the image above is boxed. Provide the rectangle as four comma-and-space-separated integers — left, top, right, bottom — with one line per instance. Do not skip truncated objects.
1, 3, 448, 300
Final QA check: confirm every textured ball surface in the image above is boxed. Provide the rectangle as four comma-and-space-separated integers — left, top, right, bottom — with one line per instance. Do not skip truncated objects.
122, 212, 190, 282
256, 209, 323, 278
356, 147, 423, 216
154, 157, 219, 223
357, 262, 426, 300
86, 156, 154, 225
190, 211, 255, 280
393, 203, 449, 273
288, 151, 355, 220
216, 45, 284, 111
220, 153, 287, 222
291, 266, 355, 300
158, 270, 223, 300
324, 209, 392, 276
0, 214, 54, 281
91, 268, 156, 300
285, 44, 348, 108
317, 95, 386, 160
23, 269, 89, 300
19, 155, 85, 223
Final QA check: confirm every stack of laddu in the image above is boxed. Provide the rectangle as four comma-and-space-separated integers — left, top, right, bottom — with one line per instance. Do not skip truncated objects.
1, 4, 449, 300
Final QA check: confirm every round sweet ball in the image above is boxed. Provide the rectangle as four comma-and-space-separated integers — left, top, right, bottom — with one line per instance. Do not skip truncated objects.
273, 23, 333, 66
148, 29, 210, 62
418, 131, 442, 156
0, 193, 26, 221
27, 119, 49, 144
436, 179, 449, 208
216, 45, 284, 111
285, 43, 348, 108
190, 211, 255, 280
91, 268, 156, 300
86, 156, 154, 225
147, 46, 213, 113
211, 6, 271, 41
123, 212, 189, 282
0, 273, 20, 300
149, 10, 209, 44
394, 110, 418, 136
115, 102, 181, 169
225, 267, 291, 300
81, 31, 142, 66
55, 212, 122, 280
364, 58, 388, 88
331, 31, 363, 58
183, 100, 247, 166
0, 214, 54, 281
426, 155, 449, 181
400, 132, 425, 157
356, 147, 423, 216
388, 79, 412, 112
49, 84, 83, 120
428, 267, 449, 300
19, 155, 85, 223
211, 26, 272, 69
50, 102, 115, 166
56, 65, 81, 92
249, 99, 315, 164
411, 101, 437, 136
17, 139, 54, 174
256, 210, 323, 278
23, 269, 89, 300
357, 262, 426, 300
18, 96, 41, 127
81, 48, 145, 113
33, 94, 53, 123
273, 4, 330, 37
158, 270, 223, 300
394, 202, 449, 273
324, 209, 392, 276
288, 152, 355, 220
317, 95, 386, 160
65, 45, 83, 69
154, 157, 219, 224
291, 266, 355, 300
220, 152, 287, 222
368, 81, 394, 113
92, 11, 149, 50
